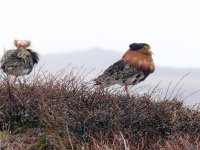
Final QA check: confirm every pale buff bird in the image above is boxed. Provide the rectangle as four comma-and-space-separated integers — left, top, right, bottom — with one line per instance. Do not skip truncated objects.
1, 40, 39, 77
94, 43, 155, 95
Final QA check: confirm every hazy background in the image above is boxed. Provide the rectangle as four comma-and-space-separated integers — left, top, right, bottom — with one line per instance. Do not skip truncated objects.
39, 50, 200, 106
0, 0, 199, 105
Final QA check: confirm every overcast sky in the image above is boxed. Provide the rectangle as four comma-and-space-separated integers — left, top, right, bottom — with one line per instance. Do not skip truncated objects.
0, 0, 199, 68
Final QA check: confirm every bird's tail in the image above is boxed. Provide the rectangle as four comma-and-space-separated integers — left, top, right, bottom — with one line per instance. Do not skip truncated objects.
26, 49, 39, 65
93, 78, 102, 85
93, 74, 110, 86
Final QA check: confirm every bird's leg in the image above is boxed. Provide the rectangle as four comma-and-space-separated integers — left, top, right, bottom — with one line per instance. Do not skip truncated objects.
13, 76, 17, 84
124, 84, 130, 97
6, 74, 11, 87
6, 74, 10, 83
17, 76, 24, 86
6, 75, 13, 99
22, 75, 26, 83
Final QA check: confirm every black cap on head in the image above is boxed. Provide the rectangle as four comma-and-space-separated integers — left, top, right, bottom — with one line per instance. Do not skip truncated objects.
129, 43, 149, 51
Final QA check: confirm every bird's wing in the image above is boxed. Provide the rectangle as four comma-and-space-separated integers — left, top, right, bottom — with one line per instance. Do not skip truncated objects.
103, 60, 125, 75
1, 50, 17, 68
94, 60, 140, 85
1, 50, 25, 69
103, 60, 139, 79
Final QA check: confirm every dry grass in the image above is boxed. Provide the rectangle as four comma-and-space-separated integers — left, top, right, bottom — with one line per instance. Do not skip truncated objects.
0, 67, 200, 150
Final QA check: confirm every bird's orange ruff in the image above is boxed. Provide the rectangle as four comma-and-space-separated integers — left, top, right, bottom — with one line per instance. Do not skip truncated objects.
122, 49, 155, 73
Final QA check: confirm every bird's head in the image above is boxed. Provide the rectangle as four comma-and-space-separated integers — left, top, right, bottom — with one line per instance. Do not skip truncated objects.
14, 40, 30, 49
129, 43, 152, 54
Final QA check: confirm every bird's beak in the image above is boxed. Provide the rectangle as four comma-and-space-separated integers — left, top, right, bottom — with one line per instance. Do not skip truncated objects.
151, 51, 155, 55
149, 49, 155, 55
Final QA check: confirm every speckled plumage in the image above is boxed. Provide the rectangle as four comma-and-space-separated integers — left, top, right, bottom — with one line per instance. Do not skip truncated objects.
0, 40, 39, 76
94, 43, 155, 91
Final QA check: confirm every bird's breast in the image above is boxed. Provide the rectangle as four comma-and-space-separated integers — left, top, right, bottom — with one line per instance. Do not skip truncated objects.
122, 50, 155, 73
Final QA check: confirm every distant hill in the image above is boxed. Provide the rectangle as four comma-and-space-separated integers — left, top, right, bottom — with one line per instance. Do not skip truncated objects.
37, 49, 200, 105
40, 48, 121, 72
1, 48, 200, 105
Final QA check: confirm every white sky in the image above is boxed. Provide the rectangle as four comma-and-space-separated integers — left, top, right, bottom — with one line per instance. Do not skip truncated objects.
0, 0, 200, 68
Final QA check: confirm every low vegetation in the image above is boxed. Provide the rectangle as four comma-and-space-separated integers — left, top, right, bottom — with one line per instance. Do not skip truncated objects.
0, 67, 200, 150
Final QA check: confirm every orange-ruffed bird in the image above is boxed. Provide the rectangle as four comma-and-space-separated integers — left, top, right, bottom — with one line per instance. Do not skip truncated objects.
94, 43, 155, 95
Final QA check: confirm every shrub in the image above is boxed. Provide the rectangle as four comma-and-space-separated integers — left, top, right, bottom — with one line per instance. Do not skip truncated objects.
0, 68, 200, 149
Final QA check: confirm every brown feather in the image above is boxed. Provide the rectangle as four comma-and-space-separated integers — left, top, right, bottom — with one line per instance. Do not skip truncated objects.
122, 49, 155, 73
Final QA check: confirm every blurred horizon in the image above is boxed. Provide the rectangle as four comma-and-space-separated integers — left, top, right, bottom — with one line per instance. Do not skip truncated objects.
37, 49, 200, 106
41, 48, 200, 69
0, 48, 199, 105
